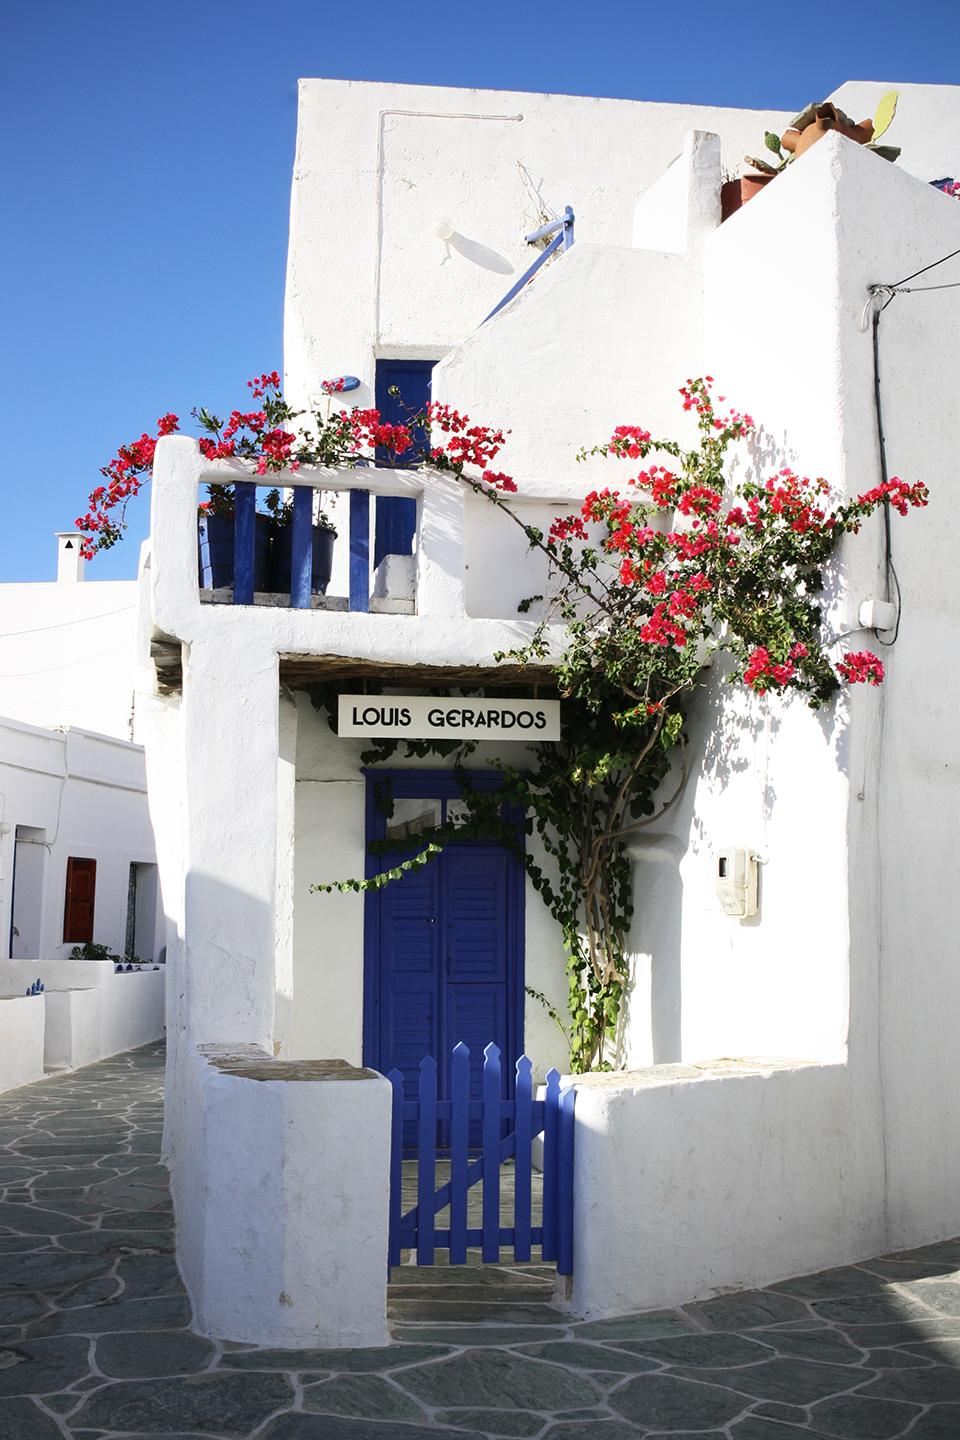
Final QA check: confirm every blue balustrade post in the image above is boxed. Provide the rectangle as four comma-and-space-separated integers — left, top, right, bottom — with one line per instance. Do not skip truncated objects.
233, 482, 257, 605
557, 1085, 576, 1276
349, 489, 370, 612
514, 1054, 533, 1263
450, 1042, 470, 1265
541, 1067, 560, 1262
481, 1042, 502, 1263
417, 1055, 437, 1265
290, 485, 313, 609
562, 204, 575, 251
387, 1068, 404, 1272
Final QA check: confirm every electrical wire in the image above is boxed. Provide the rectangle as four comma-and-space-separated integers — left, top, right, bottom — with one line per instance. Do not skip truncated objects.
871, 298, 902, 646
866, 239, 960, 647
0, 605, 134, 640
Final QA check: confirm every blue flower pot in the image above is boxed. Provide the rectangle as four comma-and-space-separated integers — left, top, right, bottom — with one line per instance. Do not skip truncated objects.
268, 524, 337, 596
198, 514, 271, 591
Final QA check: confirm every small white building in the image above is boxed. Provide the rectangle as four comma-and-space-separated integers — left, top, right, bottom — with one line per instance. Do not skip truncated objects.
138, 77, 960, 1344
0, 536, 166, 1085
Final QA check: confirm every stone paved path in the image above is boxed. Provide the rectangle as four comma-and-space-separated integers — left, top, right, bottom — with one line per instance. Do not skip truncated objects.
4, 1046, 960, 1438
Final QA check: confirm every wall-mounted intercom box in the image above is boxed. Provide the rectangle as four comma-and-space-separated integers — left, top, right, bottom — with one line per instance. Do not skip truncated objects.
716, 847, 760, 919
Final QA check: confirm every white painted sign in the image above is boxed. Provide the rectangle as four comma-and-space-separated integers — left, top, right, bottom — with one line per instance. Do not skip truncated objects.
338, 695, 560, 740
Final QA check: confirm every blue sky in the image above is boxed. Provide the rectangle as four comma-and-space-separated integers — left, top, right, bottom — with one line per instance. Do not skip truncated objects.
2, 0, 957, 581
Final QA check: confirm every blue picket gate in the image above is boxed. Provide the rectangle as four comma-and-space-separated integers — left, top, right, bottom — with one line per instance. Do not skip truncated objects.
388, 1041, 575, 1274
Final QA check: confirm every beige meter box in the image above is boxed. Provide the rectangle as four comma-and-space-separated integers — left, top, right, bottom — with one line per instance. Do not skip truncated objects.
715, 847, 760, 919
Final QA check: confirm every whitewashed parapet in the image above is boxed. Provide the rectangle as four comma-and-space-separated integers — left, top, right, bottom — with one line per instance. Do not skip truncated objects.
177, 1046, 391, 1347
633, 129, 722, 258
0, 995, 45, 1093
569, 1058, 874, 1321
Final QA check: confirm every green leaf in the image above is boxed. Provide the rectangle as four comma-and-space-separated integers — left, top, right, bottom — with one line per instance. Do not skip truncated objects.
872, 90, 898, 142
764, 131, 783, 157
866, 144, 901, 163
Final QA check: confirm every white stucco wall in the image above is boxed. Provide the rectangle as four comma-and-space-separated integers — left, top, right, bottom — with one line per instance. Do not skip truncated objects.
0, 960, 165, 1076
284, 80, 797, 421
0, 995, 45, 1091
0, 716, 162, 965
0, 580, 139, 740
566, 131, 960, 1318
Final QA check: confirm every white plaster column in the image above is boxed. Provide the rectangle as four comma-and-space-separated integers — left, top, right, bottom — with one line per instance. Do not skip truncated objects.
185, 1048, 391, 1348
274, 690, 298, 1057
179, 635, 281, 1051
417, 469, 467, 617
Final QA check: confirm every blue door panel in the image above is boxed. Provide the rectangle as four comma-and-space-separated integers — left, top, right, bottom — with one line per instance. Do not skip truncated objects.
384, 862, 438, 974
444, 850, 509, 981
364, 771, 524, 1145
447, 983, 508, 1103
374, 359, 435, 568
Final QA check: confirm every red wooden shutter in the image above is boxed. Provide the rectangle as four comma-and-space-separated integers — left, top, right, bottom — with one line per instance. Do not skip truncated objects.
63, 857, 97, 944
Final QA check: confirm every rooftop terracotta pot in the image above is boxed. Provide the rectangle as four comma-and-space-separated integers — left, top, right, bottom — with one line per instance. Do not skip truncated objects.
721, 178, 743, 220
740, 172, 776, 204
782, 103, 874, 160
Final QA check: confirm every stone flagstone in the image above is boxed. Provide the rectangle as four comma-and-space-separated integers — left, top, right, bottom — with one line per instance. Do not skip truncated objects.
5, 1043, 960, 1437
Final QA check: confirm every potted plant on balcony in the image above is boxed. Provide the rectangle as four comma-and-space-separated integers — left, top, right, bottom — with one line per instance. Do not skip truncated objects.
261, 487, 338, 597
197, 484, 272, 592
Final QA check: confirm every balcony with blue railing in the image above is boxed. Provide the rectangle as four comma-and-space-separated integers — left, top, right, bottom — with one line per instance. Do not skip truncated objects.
195, 468, 425, 616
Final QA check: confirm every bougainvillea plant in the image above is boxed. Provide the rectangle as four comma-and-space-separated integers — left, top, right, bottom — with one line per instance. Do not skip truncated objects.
75, 372, 416, 559
81, 368, 927, 1071
314, 377, 927, 1071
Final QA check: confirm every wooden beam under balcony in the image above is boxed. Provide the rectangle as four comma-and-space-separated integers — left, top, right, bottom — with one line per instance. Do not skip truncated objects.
278, 655, 558, 692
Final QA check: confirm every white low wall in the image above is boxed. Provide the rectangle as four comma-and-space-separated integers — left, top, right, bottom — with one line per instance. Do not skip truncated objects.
0, 996, 46, 1091
178, 1046, 392, 1348
569, 1059, 883, 1321
0, 961, 165, 1080
44, 988, 101, 1071
99, 968, 165, 1056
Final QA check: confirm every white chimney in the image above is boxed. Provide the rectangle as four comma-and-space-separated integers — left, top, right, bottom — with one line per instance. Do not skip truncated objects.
56, 532, 85, 583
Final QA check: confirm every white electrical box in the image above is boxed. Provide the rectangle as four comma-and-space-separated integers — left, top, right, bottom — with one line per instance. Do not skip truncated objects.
716, 847, 759, 919
858, 598, 898, 632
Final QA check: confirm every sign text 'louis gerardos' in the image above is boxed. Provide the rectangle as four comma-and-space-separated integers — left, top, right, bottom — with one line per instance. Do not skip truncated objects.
338, 695, 561, 741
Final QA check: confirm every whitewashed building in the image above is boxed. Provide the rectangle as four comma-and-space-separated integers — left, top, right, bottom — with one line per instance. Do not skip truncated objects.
0, 537, 166, 1086
138, 78, 960, 1343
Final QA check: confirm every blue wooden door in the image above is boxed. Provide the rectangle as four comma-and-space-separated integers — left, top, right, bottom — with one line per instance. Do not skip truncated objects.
364, 772, 523, 1144
444, 848, 510, 1117
374, 359, 435, 568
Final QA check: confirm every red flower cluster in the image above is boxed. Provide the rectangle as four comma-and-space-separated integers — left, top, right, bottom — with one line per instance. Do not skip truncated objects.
351, 410, 413, 455
483, 471, 518, 493
321, 377, 346, 395
630, 465, 678, 506
426, 403, 506, 471
837, 651, 885, 686
743, 648, 797, 695
853, 479, 929, 519
248, 372, 281, 400
680, 377, 754, 437
640, 602, 689, 648
549, 514, 588, 542
76, 413, 181, 559
676, 484, 723, 519
608, 424, 652, 459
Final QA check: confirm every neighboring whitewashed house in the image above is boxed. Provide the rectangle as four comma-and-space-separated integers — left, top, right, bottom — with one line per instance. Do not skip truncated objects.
137, 78, 960, 1345
0, 535, 166, 1086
